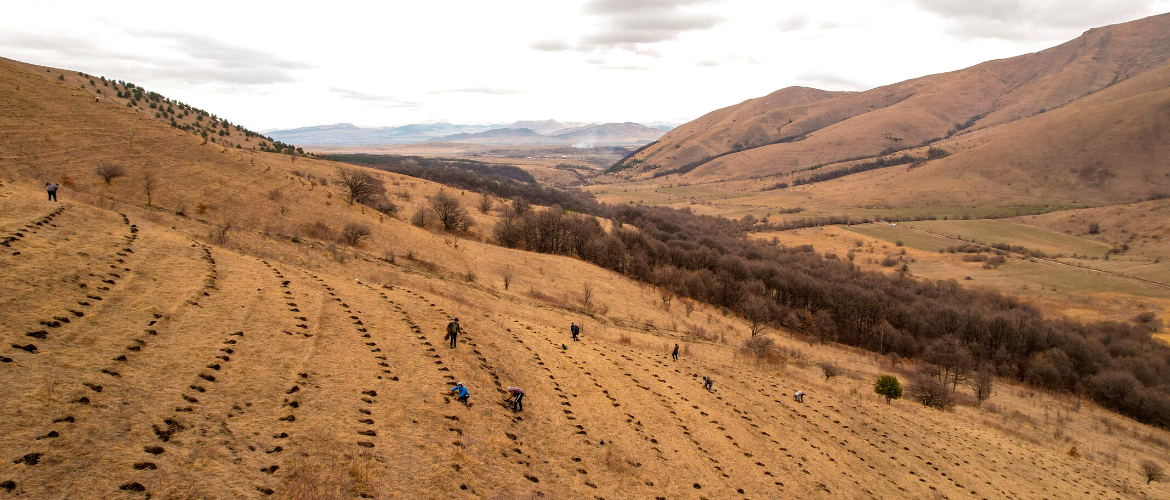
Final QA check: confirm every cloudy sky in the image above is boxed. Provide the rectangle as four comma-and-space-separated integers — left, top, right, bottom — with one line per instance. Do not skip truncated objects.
3, 0, 1167, 130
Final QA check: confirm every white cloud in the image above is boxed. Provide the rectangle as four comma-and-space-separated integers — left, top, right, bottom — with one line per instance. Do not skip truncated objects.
0, 0, 1164, 130
576, 0, 727, 51
430, 88, 525, 95
775, 14, 810, 32
913, 0, 1160, 40
329, 87, 421, 107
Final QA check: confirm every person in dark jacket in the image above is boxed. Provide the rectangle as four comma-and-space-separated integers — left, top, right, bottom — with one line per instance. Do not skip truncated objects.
703, 376, 714, 391
506, 387, 524, 412
45, 183, 58, 202
672, 344, 679, 361
570, 322, 580, 341
446, 318, 461, 349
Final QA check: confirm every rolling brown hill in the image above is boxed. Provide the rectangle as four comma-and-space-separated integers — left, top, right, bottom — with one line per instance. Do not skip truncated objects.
3, 56, 1170, 500
616, 13, 1170, 208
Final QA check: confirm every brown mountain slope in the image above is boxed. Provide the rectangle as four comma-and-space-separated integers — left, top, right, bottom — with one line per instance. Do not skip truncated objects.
619, 12, 1170, 197
790, 61, 1170, 209
3, 57, 1170, 499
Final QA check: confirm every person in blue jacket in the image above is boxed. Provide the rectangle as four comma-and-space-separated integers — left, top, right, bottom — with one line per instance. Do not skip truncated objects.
446, 382, 470, 406
570, 322, 580, 341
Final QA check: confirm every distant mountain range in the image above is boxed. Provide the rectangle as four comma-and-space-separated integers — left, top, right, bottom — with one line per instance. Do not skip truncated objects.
427, 122, 669, 146
264, 120, 674, 146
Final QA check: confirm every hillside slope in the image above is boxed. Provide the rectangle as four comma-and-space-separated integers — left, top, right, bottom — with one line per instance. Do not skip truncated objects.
617, 13, 1170, 207
2, 58, 1169, 499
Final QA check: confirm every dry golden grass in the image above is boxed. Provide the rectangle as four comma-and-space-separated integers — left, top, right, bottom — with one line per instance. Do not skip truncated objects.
620, 14, 1170, 211
2, 56, 1170, 500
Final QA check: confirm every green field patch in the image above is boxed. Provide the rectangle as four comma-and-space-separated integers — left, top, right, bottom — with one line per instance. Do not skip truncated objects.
904, 220, 1112, 257
843, 224, 955, 252
997, 261, 1168, 298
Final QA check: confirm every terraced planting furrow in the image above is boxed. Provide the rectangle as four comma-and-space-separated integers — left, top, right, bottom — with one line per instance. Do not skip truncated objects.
104, 247, 286, 497
0, 220, 233, 496
531, 323, 804, 499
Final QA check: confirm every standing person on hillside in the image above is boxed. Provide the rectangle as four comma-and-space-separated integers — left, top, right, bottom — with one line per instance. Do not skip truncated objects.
446, 382, 470, 406
45, 182, 58, 202
703, 376, 714, 391
672, 344, 679, 361
570, 322, 580, 342
505, 387, 524, 412
445, 318, 461, 349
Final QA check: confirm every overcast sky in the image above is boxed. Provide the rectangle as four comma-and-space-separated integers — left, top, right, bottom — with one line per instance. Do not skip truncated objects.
3, 0, 1168, 130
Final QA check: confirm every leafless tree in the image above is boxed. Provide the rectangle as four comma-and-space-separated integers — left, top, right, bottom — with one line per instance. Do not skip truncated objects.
477, 192, 493, 214
581, 282, 594, 308
909, 375, 953, 409
511, 197, 531, 215
429, 190, 473, 231
211, 222, 231, 244
683, 299, 695, 317
818, 362, 841, 381
341, 223, 372, 247
972, 367, 994, 405
741, 295, 772, 337
337, 168, 378, 205
95, 163, 125, 184
742, 335, 776, 359
493, 205, 522, 247
410, 206, 431, 228
501, 265, 514, 290
1140, 460, 1166, 485
142, 171, 158, 206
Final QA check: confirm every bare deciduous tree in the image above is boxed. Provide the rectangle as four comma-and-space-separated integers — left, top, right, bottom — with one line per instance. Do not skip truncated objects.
477, 192, 493, 214
972, 367, 994, 405
211, 222, 231, 244
142, 171, 158, 207
429, 190, 473, 231
581, 283, 594, 308
818, 362, 841, 381
1140, 460, 1166, 485
742, 335, 775, 359
95, 163, 125, 184
341, 223, 372, 247
337, 168, 378, 205
909, 375, 953, 409
501, 265, 514, 290
741, 295, 771, 337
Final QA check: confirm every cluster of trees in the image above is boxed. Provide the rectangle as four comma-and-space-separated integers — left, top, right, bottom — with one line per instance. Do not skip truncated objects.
329, 154, 599, 213
335, 168, 398, 215
411, 190, 475, 231
491, 201, 1170, 427
101, 75, 281, 150
785, 147, 950, 187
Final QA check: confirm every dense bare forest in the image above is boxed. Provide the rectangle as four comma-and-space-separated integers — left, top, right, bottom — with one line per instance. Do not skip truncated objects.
336, 154, 1170, 428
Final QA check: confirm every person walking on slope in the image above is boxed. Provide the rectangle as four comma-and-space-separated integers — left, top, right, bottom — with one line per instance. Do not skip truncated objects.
45, 182, 58, 202
794, 390, 804, 403
570, 322, 580, 342
672, 343, 679, 361
446, 382, 470, 406
703, 376, 714, 391
506, 387, 525, 412
445, 318, 461, 349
